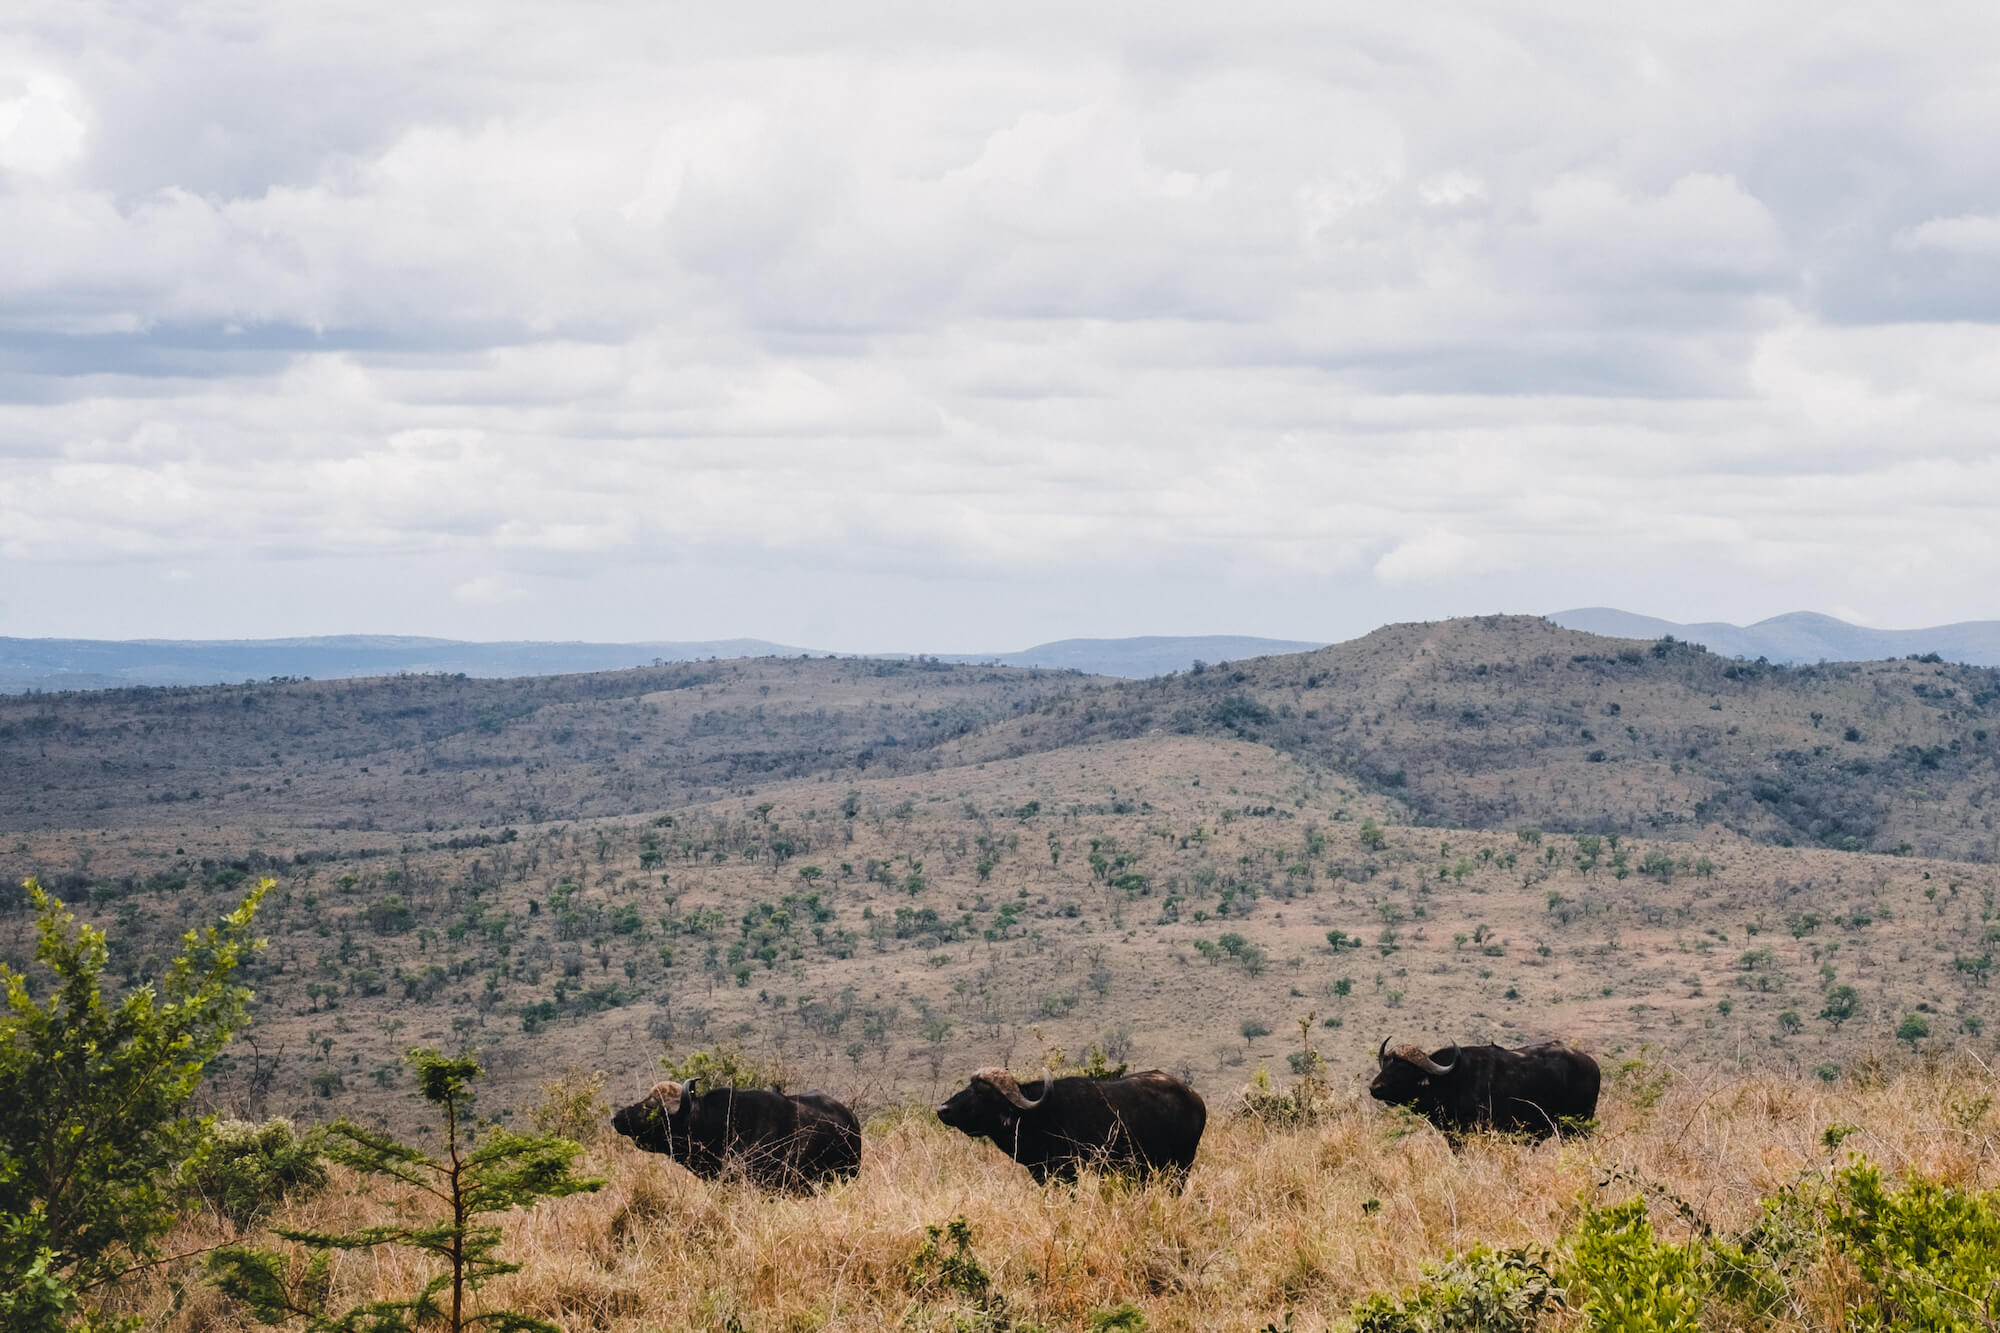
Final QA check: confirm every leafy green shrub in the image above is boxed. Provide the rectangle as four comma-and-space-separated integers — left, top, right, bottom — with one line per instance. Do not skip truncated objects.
1828, 1162, 2000, 1330
1040, 1042, 1128, 1081
1342, 1159, 2000, 1333
1559, 1199, 1704, 1333
529, 1069, 608, 1143
906, 1216, 1034, 1331
1238, 1065, 1338, 1128
662, 1042, 781, 1089
180, 1118, 329, 1229
0, 878, 268, 1332
1350, 1244, 1558, 1333
365, 894, 414, 934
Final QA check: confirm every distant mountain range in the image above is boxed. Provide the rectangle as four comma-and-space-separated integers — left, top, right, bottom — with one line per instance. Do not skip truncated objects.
0, 636, 811, 693
7, 610, 1993, 693
0, 633, 1326, 692
930, 636, 1324, 677
1548, 609, 2000, 667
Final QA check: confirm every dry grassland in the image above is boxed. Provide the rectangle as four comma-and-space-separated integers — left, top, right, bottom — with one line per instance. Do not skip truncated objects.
136, 1062, 2000, 1333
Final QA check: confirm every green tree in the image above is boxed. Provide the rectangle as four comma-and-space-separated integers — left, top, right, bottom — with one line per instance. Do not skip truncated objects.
1896, 1013, 1932, 1049
1821, 984, 1860, 1029
211, 1049, 602, 1333
0, 878, 269, 1331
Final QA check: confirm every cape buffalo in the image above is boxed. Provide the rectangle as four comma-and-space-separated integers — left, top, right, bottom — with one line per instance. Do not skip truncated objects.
611, 1081, 861, 1188
935, 1067, 1205, 1183
1371, 1038, 1599, 1143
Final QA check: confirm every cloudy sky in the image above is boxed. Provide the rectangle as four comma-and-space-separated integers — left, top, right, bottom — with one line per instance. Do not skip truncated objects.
3, 2, 1998, 651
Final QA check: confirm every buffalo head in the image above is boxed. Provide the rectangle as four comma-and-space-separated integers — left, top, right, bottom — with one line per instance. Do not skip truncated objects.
612, 1079, 697, 1151
1369, 1038, 1460, 1107
936, 1067, 1046, 1138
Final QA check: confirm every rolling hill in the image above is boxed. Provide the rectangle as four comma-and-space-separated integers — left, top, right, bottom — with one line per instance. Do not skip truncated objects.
6, 615, 1998, 859
4, 613, 1998, 1134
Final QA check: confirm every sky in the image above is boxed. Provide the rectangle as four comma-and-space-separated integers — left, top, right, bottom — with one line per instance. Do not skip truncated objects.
3, 2, 1999, 652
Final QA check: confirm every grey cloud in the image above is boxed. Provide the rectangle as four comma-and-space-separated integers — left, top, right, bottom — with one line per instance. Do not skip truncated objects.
3, 2, 2000, 643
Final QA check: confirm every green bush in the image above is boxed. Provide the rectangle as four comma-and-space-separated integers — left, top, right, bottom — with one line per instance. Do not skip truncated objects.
905, 1216, 1039, 1331
1350, 1244, 1558, 1333
1828, 1162, 2000, 1330
1552, 1165, 2000, 1332
1558, 1199, 1704, 1333
179, 1118, 329, 1229
0, 878, 268, 1332
662, 1042, 781, 1089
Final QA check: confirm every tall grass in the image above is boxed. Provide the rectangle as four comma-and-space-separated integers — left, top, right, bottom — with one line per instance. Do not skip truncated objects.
134, 1058, 2000, 1332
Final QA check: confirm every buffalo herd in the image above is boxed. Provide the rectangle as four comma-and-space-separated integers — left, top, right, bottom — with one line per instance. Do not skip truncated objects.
611, 1039, 1599, 1189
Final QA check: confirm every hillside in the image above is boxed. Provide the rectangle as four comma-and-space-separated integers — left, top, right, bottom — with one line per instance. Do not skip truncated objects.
12, 615, 1999, 859
0, 634, 814, 692
939, 615, 2000, 861
0, 656, 1083, 832
5, 726, 1994, 1135
4, 615, 1999, 1128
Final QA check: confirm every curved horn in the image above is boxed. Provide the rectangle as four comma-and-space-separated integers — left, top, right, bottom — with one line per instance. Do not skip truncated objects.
647, 1080, 684, 1116
974, 1066, 1046, 1110
1378, 1037, 1391, 1065
1417, 1044, 1460, 1076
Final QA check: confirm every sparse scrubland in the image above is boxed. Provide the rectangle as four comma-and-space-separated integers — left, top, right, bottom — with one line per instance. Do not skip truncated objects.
3, 743, 1990, 1131
6, 617, 2000, 1329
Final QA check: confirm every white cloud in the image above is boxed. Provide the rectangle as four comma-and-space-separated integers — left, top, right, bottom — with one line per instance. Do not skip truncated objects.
2, 2, 2000, 645
453, 575, 530, 605
0, 68, 84, 176
1897, 214, 2000, 257
1374, 530, 1482, 586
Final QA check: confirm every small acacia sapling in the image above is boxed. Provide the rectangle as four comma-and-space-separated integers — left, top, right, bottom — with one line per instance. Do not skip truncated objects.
210, 1049, 603, 1333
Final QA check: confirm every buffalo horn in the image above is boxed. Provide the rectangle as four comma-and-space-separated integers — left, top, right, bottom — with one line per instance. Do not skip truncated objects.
648, 1080, 684, 1116
1417, 1044, 1461, 1076
1378, 1037, 1391, 1065
974, 1066, 1046, 1110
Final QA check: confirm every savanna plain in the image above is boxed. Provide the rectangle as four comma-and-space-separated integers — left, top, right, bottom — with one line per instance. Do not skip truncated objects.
5, 615, 2000, 1331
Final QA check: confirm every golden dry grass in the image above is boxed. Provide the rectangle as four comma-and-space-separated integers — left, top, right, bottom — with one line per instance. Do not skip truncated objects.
127, 1060, 2000, 1333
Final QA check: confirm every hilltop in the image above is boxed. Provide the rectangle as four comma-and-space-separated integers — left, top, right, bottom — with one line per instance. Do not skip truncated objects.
939, 615, 2000, 861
